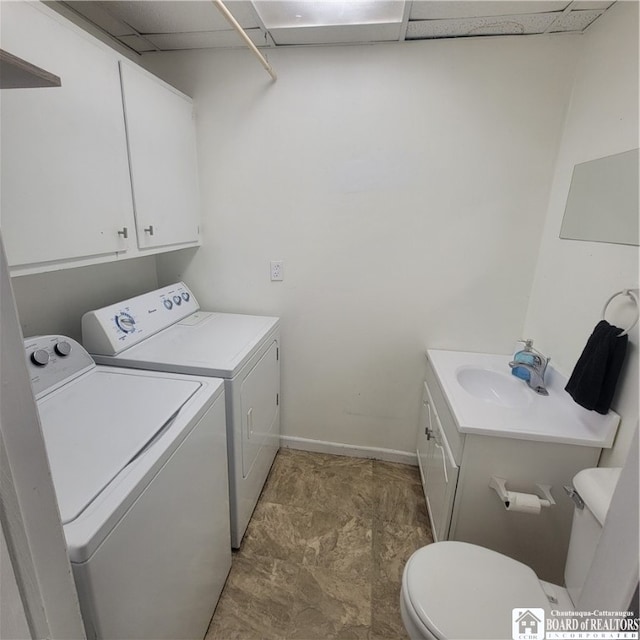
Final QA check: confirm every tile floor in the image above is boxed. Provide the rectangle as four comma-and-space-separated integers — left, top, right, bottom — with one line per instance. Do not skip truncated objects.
206, 448, 433, 640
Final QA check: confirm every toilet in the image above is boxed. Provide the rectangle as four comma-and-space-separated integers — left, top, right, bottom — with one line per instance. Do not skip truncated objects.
400, 466, 630, 640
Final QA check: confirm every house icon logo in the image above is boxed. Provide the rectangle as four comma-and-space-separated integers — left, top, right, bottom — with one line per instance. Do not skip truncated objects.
512, 608, 545, 640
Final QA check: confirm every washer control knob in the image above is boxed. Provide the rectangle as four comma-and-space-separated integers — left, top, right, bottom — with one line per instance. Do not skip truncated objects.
173, 295, 182, 306
181, 292, 190, 302
31, 349, 50, 366
163, 299, 173, 310
54, 341, 72, 357
115, 312, 136, 334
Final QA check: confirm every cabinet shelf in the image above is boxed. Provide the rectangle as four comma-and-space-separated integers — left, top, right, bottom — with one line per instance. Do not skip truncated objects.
0, 49, 61, 89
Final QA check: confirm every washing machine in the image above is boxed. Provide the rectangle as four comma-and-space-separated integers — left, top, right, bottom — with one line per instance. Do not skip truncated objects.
25, 335, 231, 640
82, 282, 280, 548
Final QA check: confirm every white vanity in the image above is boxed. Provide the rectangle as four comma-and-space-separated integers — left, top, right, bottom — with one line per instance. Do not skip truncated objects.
417, 349, 620, 584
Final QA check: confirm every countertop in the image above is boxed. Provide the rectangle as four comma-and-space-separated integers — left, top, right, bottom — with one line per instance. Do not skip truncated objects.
426, 349, 620, 448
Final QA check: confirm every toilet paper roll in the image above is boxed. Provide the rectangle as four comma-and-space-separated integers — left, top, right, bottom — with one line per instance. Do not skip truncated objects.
505, 491, 542, 514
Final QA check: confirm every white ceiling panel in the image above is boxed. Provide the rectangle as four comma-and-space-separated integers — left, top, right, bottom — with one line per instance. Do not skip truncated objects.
407, 12, 559, 39
98, 1, 235, 34
118, 34, 158, 51
549, 8, 605, 31
571, 1, 614, 9
63, 1, 137, 36
270, 22, 402, 45
146, 28, 269, 49
409, 1, 569, 21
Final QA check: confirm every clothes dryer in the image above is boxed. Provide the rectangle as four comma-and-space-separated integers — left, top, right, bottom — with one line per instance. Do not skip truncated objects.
82, 283, 280, 548
26, 335, 231, 640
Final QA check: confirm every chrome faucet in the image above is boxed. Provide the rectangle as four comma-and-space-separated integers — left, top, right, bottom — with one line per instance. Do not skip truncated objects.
509, 342, 550, 396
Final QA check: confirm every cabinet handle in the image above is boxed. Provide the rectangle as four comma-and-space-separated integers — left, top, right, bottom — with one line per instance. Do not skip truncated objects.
144, 225, 154, 236
117, 227, 128, 239
425, 401, 434, 439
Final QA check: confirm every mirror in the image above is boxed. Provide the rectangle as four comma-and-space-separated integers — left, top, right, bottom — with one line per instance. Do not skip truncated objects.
560, 148, 639, 246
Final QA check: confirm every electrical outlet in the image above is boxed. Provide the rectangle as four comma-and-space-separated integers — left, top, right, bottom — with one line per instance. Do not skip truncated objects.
270, 260, 284, 281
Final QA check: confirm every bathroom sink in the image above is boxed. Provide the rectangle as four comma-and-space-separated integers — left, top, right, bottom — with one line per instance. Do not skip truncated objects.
426, 349, 621, 448
456, 367, 531, 408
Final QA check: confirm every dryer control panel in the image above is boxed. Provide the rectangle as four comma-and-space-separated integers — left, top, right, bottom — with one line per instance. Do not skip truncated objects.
82, 282, 199, 356
24, 335, 95, 399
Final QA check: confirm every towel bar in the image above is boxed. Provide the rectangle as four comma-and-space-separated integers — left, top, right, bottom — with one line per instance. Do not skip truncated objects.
601, 289, 639, 336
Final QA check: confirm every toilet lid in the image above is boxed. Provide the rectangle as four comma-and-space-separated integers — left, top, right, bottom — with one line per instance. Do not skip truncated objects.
404, 542, 550, 640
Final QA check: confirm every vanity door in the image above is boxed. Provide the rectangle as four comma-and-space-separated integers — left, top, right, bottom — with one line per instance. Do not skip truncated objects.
418, 381, 459, 541
416, 383, 434, 488
427, 415, 459, 541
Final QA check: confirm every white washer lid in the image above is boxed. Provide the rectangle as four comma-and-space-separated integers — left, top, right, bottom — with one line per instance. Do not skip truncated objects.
404, 542, 549, 640
37, 369, 200, 524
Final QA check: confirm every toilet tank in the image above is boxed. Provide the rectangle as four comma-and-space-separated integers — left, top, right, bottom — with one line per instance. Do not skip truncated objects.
564, 467, 621, 608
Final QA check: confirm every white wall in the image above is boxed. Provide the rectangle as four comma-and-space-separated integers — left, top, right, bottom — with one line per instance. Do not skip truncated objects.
524, 1, 639, 468
147, 35, 579, 453
11, 256, 158, 341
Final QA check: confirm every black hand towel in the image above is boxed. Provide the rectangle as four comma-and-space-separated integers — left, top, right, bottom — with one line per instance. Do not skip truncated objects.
565, 320, 628, 414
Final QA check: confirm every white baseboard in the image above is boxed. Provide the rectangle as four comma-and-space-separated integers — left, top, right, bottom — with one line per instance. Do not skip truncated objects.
280, 435, 417, 466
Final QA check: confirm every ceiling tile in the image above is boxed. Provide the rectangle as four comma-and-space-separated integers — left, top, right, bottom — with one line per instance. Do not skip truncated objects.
407, 12, 559, 39
549, 8, 605, 32
118, 34, 158, 52
571, 1, 614, 9
218, 1, 262, 29
98, 1, 258, 34
145, 28, 268, 50
270, 22, 402, 45
62, 1, 137, 36
409, 1, 569, 21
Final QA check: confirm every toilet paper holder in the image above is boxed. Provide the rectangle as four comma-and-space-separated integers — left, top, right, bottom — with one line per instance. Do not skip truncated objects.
489, 476, 555, 509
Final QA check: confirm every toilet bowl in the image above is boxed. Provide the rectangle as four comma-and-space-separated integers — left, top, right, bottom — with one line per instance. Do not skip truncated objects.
401, 541, 552, 640
400, 466, 629, 640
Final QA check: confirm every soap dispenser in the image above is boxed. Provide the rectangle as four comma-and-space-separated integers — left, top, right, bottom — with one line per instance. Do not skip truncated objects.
511, 339, 537, 381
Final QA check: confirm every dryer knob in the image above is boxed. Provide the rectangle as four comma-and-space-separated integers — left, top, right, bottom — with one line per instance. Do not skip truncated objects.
54, 341, 72, 357
31, 349, 50, 366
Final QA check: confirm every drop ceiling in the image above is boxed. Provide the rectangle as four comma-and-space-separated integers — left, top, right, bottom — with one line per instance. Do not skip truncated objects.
59, 1, 616, 53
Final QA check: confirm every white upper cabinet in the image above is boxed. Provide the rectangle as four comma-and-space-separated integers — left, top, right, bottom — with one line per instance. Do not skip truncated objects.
120, 62, 201, 251
1, 2, 202, 275
1, 2, 135, 269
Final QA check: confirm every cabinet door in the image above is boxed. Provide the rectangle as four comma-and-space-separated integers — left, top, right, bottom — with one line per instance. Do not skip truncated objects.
416, 382, 434, 488
0, 2, 134, 268
119, 62, 201, 251
425, 417, 459, 541
419, 381, 459, 542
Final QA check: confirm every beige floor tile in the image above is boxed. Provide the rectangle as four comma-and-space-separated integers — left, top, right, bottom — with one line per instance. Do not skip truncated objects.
371, 520, 432, 639
372, 460, 430, 528
261, 449, 374, 519
302, 511, 373, 583
373, 519, 433, 586
208, 450, 432, 640
206, 554, 299, 640
373, 460, 422, 485
239, 501, 313, 565
288, 564, 372, 639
